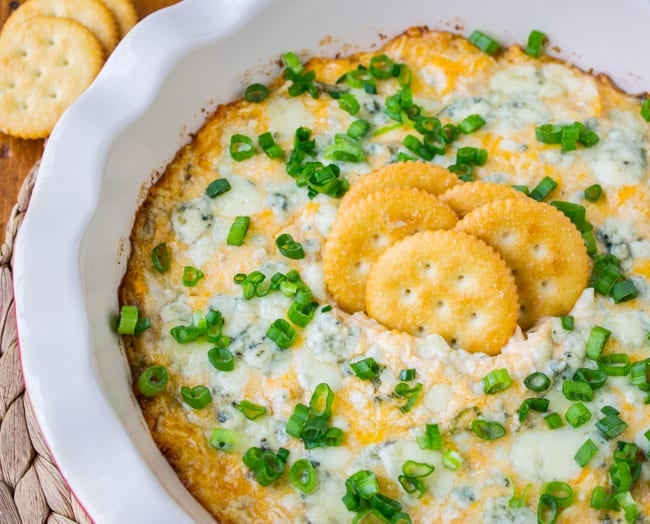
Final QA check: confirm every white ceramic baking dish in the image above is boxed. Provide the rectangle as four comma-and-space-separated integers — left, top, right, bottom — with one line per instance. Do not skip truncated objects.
13, 0, 650, 521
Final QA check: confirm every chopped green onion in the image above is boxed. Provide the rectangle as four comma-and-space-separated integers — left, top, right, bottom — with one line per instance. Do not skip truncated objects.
596, 413, 628, 440
348, 119, 371, 140
399, 369, 416, 381
582, 230, 598, 256
417, 423, 442, 451
544, 413, 563, 429
442, 449, 463, 470
601, 405, 620, 416
614, 441, 639, 464
180, 385, 212, 409
182, 265, 204, 287
226, 216, 250, 246
590, 486, 620, 510
610, 461, 632, 493
229, 134, 255, 161
133, 316, 151, 336
541, 481, 575, 509
524, 371, 551, 392
170, 324, 202, 344
441, 123, 459, 143
323, 426, 344, 447
642, 99, 650, 122
631, 359, 650, 390
350, 358, 381, 380
209, 428, 241, 451
586, 325, 611, 360
536, 124, 563, 144
266, 318, 296, 349
288, 301, 318, 328
346, 470, 380, 501
208, 347, 235, 372
283, 51, 303, 74
525, 29, 547, 58
309, 383, 334, 419
611, 279, 639, 303
394, 63, 412, 88
529, 176, 558, 201
286, 403, 310, 438
369, 54, 394, 79
290, 459, 318, 493
584, 184, 603, 202
137, 365, 168, 398
574, 438, 599, 467
394, 382, 423, 413
512, 185, 530, 195
118, 305, 139, 335
339, 93, 361, 115
275, 233, 305, 259
324, 134, 366, 162
573, 367, 607, 390
258, 132, 284, 159
471, 419, 505, 440
244, 83, 269, 103
422, 133, 446, 155
590, 254, 623, 295
517, 397, 550, 422
598, 353, 631, 376
321, 304, 333, 313
509, 482, 532, 509
565, 402, 592, 428
562, 380, 593, 402
414, 116, 442, 136
151, 242, 170, 273
561, 315, 574, 331
456, 146, 488, 166
468, 30, 500, 56
345, 68, 377, 93
236, 400, 267, 420
448, 163, 474, 181
398, 460, 434, 498
458, 114, 486, 134
402, 134, 434, 161
614, 491, 638, 523
243, 446, 287, 486
561, 123, 581, 152
206, 178, 232, 198
482, 368, 512, 394
550, 201, 588, 232
537, 494, 559, 524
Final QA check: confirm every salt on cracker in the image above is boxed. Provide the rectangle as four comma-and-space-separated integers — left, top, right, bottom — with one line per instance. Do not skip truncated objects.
366, 230, 519, 355
456, 198, 590, 329
338, 161, 460, 213
1, 0, 119, 54
324, 187, 458, 313
101, 0, 138, 38
439, 180, 527, 218
0, 16, 104, 139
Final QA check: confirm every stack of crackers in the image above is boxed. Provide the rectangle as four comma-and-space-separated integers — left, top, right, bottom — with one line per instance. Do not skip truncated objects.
323, 161, 591, 356
0, 0, 138, 138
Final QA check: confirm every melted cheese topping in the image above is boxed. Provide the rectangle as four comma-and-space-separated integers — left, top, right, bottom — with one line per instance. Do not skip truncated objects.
121, 28, 650, 523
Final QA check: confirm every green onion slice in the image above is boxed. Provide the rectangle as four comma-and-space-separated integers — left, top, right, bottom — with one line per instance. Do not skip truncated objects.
208, 347, 235, 372
482, 368, 512, 394
584, 184, 603, 202
574, 438, 598, 467
458, 114, 486, 134
369, 54, 395, 79
236, 400, 267, 420
229, 134, 255, 161
417, 423, 442, 451
182, 265, 204, 287
611, 279, 639, 304
590, 486, 620, 510
529, 176, 558, 201
614, 491, 638, 522
544, 413, 563, 429
138, 365, 168, 398
596, 413, 628, 440
562, 380, 593, 402
258, 132, 284, 159
275, 233, 305, 259
537, 493, 559, 524
118, 305, 139, 335
227, 216, 251, 246
536, 124, 563, 144
290, 459, 318, 493
442, 449, 463, 470
471, 419, 505, 440
309, 383, 334, 419
151, 242, 170, 273
206, 178, 232, 198
541, 481, 575, 509
572, 368, 607, 390
598, 353, 631, 376
350, 357, 381, 380
399, 368, 416, 381
468, 30, 500, 56
642, 99, 650, 122
266, 318, 296, 349
286, 403, 310, 438
180, 385, 212, 409
348, 119, 371, 140
394, 382, 423, 413
586, 325, 612, 360
244, 83, 269, 103
518, 397, 550, 422
339, 93, 361, 116
561, 315, 574, 331
525, 29, 547, 58
523, 371, 551, 392
209, 428, 241, 452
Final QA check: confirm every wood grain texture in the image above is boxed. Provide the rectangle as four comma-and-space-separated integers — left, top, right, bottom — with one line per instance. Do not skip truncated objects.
0, 0, 180, 244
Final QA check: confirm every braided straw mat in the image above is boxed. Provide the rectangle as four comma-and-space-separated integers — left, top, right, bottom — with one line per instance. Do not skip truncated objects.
0, 164, 91, 524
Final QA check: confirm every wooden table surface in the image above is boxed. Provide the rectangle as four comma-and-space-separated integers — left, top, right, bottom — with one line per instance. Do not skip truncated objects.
0, 0, 179, 244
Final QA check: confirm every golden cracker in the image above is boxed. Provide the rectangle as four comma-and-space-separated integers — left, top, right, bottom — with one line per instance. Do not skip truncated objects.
324, 187, 458, 313
366, 230, 519, 355
339, 161, 460, 213
456, 198, 591, 329
1, 0, 119, 54
439, 180, 527, 218
0, 16, 104, 139
101, 0, 137, 38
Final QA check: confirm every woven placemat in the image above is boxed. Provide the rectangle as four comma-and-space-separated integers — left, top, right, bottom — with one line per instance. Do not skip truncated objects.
0, 163, 91, 524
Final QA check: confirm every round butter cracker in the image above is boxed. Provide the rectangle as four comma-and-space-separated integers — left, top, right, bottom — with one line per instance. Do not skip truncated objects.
324, 187, 458, 313
1, 0, 119, 54
0, 16, 104, 139
439, 180, 527, 218
101, 0, 138, 38
339, 161, 460, 213
366, 229, 519, 355
456, 198, 591, 329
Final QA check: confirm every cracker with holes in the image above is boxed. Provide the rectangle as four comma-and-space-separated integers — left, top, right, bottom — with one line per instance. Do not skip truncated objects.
1, 0, 119, 54
324, 187, 458, 313
366, 230, 519, 355
439, 180, 527, 218
101, 0, 138, 38
456, 198, 590, 330
0, 16, 104, 139
338, 161, 460, 213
